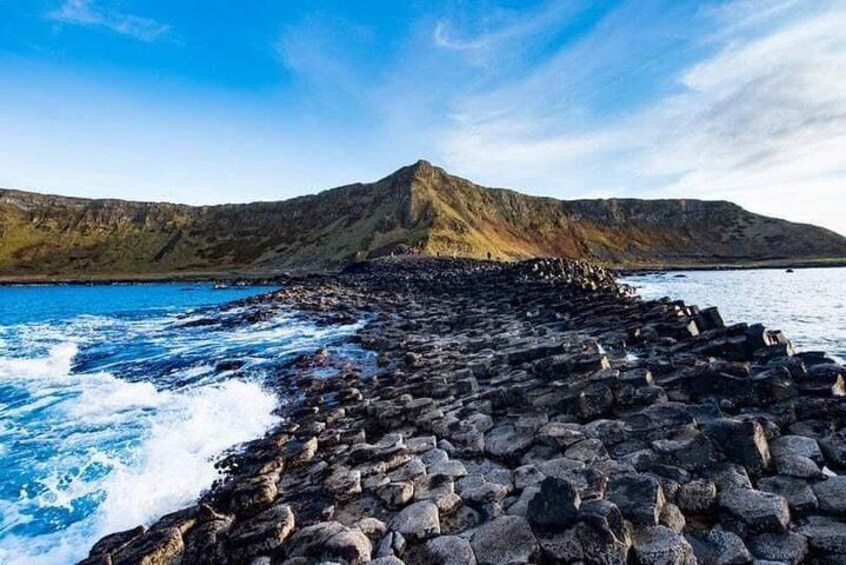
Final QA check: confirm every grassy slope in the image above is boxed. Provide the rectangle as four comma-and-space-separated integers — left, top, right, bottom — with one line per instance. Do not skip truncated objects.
1, 161, 844, 278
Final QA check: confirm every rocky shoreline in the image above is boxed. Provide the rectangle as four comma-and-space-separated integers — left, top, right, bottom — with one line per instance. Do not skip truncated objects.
81, 257, 846, 565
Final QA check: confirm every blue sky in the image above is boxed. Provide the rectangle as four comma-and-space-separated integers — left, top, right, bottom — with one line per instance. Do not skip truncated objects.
1, 0, 844, 234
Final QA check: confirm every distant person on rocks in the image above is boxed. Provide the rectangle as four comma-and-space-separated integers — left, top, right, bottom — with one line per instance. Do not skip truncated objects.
487, 251, 492, 261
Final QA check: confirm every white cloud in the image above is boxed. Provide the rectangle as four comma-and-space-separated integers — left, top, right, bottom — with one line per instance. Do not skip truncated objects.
48, 0, 169, 41
438, 1, 846, 234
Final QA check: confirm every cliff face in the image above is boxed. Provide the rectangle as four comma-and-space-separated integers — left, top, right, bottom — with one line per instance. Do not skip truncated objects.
1, 160, 844, 277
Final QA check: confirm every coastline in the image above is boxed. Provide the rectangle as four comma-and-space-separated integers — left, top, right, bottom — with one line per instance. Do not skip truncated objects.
2, 255, 845, 285
81, 257, 846, 564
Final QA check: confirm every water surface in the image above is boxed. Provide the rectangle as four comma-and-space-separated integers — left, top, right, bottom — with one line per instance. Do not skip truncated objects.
0, 283, 366, 564
622, 267, 845, 361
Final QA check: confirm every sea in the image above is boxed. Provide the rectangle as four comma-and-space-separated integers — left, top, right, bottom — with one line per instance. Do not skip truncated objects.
621, 267, 845, 361
0, 283, 367, 564
0, 268, 843, 563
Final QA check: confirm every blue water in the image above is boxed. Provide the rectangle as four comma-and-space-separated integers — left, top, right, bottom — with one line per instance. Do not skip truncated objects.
621, 267, 846, 361
0, 283, 367, 564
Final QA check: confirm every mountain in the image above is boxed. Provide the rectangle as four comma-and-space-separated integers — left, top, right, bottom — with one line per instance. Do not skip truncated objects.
1, 160, 844, 278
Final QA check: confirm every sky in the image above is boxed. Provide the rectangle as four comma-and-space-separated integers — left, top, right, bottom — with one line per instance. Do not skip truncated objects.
0, 0, 844, 234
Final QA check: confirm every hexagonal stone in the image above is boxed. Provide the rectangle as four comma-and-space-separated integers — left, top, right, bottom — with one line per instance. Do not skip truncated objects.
470, 515, 538, 565
484, 425, 534, 461
676, 479, 716, 514
227, 503, 295, 561
797, 515, 846, 556
607, 474, 665, 526
758, 476, 818, 516
748, 532, 808, 564
812, 476, 846, 516
688, 530, 751, 564
389, 500, 441, 542
631, 526, 696, 565
718, 488, 790, 534
412, 535, 477, 565
527, 476, 580, 530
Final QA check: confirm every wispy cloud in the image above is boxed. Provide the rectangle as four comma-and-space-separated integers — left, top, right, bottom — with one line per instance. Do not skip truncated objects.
47, 0, 169, 41
437, 1, 846, 233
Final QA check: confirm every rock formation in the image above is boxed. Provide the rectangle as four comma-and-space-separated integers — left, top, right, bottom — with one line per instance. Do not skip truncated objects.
3, 161, 845, 278
82, 257, 846, 564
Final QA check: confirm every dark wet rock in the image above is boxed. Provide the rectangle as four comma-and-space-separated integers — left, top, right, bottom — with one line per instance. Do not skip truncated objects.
796, 515, 846, 557
375, 530, 406, 559
748, 531, 808, 565
537, 516, 629, 565
688, 529, 752, 564
287, 436, 319, 466
703, 418, 771, 475
217, 473, 279, 516
111, 527, 184, 565
484, 425, 534, 462
526, 476, 580, 530
820, 431, 846, 469
631, 525, 696, 565
677, 479, 717, 514
89, 526, 147, 558
389, 500, 441, 541
321, 528, 374, 564
651, 433, 715, 471
407, 535, 477, 565
770, 434, 823, 478
757, 475, 818, 516
712, 463, 754, 491
718, 488, 790, 535
606, 474, 665, 526
378, 481, 415, 508
286, 521, 372, 564
227, 503, 295, 561
812, 476, 846, 515
470, 515, 538, 565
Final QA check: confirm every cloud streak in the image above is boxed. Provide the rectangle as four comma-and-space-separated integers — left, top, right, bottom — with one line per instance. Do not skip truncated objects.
437, 1, 846, 234
48, 0, 169, 41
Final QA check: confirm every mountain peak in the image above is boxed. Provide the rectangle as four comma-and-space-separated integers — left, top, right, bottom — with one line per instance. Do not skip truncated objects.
1, 163, 844, 278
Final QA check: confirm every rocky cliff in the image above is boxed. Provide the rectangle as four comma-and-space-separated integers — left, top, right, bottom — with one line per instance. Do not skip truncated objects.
1, 161, 844, 277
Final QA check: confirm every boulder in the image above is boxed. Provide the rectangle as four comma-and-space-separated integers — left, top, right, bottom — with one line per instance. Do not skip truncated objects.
321, 528, 374, 565
757, 476, 818, 516
812, 476, 846, 516
484, 425, 534, 462
536, 519, 629, 565
748, 532, 808, 565
688, 529, 752, 564
411, 535, 477, 565
797, 515, 846, 557
631, 525, 696, 565
89, 526, 146, 557
389, 500, 441, 541
820, 431, 846, 469
718, 488, 790, 535
227, 503, 295, 561
378, 482, 415, 509
677, 479, 717, 514
651, 434, 714, 471
606, 474, 665, 526
470, 515, 538, 565
111, 527, 184, 565
703, 419, 771, 475
526, 476, 580, 530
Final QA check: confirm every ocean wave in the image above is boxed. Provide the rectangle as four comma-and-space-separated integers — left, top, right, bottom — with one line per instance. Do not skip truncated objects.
0, 342, 280, 565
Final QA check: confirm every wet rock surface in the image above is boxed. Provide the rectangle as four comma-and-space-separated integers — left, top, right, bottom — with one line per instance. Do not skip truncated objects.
84, 257, 846, 564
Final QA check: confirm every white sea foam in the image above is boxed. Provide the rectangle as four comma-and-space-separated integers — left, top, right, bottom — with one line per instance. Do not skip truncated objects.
0, 343, 279, 565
